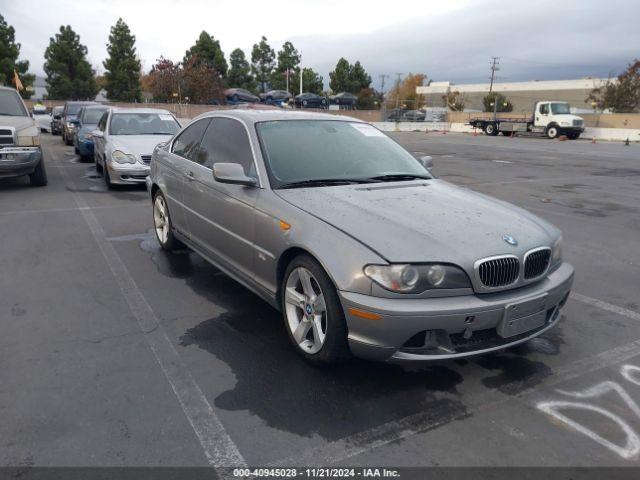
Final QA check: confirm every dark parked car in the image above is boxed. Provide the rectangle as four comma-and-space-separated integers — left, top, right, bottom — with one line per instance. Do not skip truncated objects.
260, 90, 293, 103
62, 101, 98, 145
385, 108, 406, 121
225, 88, 260, 104
402, 109, 426, 121
294, 92, 328, 108
50, 106, 64, 135
329, 92, 358, 107
73, 105, 110, 161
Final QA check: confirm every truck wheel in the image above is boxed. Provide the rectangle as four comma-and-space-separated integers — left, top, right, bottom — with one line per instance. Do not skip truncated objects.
29, 160, 48, 187
546, 125, 559, 139
485, 123, 498, 136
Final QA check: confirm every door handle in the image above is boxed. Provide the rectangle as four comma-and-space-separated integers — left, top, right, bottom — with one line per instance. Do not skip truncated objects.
185, 171, 195, 181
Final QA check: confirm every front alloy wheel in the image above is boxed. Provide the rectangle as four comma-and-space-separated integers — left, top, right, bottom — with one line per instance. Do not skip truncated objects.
285, 267, 328, 354
547, 126, 559, 139
282, 255, 351, 365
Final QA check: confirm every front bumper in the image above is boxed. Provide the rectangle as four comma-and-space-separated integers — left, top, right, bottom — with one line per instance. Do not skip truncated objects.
0, 147, 42, 179
76, 138, 94, 156
107, 161, 150, 185
340, 262, 574, 362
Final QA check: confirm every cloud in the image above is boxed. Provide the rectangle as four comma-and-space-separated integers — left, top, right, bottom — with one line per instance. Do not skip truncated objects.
4, 0, 639, 91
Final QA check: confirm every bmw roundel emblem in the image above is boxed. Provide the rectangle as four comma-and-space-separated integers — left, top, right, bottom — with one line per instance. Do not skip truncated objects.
305, 304, 313, 315
503, 234, 518, 246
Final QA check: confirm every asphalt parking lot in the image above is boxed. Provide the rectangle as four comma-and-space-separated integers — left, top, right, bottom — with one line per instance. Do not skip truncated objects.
1, 132, 640, 469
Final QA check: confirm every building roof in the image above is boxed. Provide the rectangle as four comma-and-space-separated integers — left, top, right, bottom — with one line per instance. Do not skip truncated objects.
417, 78, 609, 94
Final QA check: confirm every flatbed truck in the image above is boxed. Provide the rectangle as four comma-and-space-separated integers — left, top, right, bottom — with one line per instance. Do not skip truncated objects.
469, 101, 585, 139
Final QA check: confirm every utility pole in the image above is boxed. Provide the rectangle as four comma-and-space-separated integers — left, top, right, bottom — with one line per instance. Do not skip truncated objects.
394, 73, 403, 111
379, 74, 388, 98
489, 57, 500, 93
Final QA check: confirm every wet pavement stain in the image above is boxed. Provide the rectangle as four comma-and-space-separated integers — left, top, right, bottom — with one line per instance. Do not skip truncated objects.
179, 314, 468, 440
476, 354, 552, 395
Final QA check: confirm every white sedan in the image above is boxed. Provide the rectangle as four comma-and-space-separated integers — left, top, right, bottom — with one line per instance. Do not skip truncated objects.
92, 107, 181, 188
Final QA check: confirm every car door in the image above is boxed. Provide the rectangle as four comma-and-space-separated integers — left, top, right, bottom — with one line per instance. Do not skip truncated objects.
181, 117, 259, 282
93, 112, 108, 166
162, 118, 211, 236
536, 103, 550, 128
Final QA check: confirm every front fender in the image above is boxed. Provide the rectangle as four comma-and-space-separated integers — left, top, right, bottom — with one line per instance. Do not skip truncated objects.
254, 190, 384, 297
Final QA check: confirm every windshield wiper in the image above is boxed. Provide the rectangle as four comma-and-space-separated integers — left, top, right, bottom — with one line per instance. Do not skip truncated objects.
366, 173, 432, 182
278, 178, 375, 189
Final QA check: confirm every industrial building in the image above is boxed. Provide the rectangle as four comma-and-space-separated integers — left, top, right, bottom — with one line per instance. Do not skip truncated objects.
416, 78, 609, 113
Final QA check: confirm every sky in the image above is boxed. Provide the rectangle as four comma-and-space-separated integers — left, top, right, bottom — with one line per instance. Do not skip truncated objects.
3, 0, 640, 91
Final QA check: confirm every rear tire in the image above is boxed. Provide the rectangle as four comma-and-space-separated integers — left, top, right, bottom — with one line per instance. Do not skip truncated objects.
281, 254, 351, 366
29, 160, 48, 187
153, 190, 183, 251
484, 123, 498, 136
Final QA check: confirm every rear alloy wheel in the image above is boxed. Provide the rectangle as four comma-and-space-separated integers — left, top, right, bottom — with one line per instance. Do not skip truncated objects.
153, 191, 182, 251
546, 125, 559, 139
282, 255, 350, 365
485, 123, 498, 136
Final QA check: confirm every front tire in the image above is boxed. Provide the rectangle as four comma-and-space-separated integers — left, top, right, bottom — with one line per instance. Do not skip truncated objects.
546, 125, 559, 139
281, 255, 351, 365
29, 160, 48, 187
153, 191, 182, 251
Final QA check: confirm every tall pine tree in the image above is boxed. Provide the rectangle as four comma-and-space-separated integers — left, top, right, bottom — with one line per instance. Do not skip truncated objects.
0, 14, 34, 98
103, 18, 142, 102
44, 26, 98, 100
227, 48, 255, 91
184, 31, 227, 78
251, 36, 275, 93
270, 41, 300, 91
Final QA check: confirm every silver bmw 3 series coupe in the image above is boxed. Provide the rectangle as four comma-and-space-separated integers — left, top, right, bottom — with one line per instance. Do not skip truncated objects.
147, 109, 574, 365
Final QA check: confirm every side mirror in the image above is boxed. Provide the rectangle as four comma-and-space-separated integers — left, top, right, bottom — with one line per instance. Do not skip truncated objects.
419, 155, 434, 170
92, 130, 104, 138
212, 163, 257, 187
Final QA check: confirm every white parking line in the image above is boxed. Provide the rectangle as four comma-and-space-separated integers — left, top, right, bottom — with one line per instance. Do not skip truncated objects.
271, 295, 640, 467
571, 293, 640, 321
0, 204, 147, 216
52, 153, 246, 469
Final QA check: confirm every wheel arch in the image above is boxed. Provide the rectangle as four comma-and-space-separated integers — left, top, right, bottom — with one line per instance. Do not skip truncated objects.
276, 246, 323, 306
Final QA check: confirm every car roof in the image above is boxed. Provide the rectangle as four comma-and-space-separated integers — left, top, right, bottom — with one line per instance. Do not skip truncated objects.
0, 86, 20, 93
110, 107, 173, 115
193, 108, 363, 124
82, 104, 110, 110
65, 101, 98, 105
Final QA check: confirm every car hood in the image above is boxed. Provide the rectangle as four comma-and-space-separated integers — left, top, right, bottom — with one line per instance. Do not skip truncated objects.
276, 179, 558, 266
109, 135, 174, 155
0, 115, 36, 132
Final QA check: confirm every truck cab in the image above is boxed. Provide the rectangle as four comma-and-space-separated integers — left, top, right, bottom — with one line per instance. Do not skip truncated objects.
533, 101, 584, 139
0, 86, 47, 186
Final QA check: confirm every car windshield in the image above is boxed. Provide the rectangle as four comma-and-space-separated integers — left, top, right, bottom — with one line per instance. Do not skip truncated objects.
66, 104, 86, 115
109, 113, 180, 135
0, 90, 28, 116
550, 103, 571, 114
81, 108, 108, 124
256, 120, 430, 187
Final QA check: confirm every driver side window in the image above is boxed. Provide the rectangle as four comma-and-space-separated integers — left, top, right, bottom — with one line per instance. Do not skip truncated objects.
540, 103, 549, 115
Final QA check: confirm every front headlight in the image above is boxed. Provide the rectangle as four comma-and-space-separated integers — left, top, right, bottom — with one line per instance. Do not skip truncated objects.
364, 264, 471, 293
16, 135, 40, 146
112, 150, 137, 164
551, 236, 563, 266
